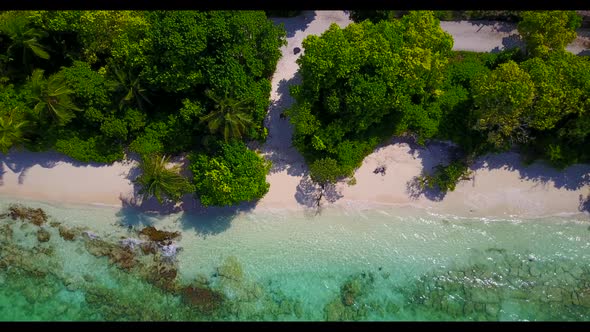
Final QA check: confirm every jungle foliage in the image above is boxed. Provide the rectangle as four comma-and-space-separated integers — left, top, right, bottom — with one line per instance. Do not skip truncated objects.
0, 10, 286, 205
290, 10, 590, 192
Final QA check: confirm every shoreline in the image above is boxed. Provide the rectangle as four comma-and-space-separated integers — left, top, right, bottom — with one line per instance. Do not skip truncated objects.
0, 142, 588, 221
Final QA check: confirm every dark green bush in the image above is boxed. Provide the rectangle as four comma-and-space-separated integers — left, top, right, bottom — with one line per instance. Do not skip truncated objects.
419, 160, 473, 193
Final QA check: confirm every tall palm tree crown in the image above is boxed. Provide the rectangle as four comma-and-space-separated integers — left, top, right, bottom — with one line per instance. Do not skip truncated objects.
200, 89, 254, 142
0, 112, 28, 154
109, 62, 152, 112
27, 69, 81, 126
134, 154, 193, 204
0, 12, 50, 69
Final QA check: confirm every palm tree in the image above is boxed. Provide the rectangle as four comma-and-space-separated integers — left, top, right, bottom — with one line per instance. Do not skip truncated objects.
109, 63, 152, 112
0, 112, 28, 154
0, 12, 50, 70
134, 154, 193, 204
27, 69, 81, 126
200, 90, 254, 142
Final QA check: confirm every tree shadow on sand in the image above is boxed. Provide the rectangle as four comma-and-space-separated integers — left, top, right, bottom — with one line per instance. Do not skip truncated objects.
471, 20, 517, 34
117, 155, 256, 237
295, 174, 343, 216
406, 176, 448, 202
386, 136, 457, 202
0, 162, 5, 186
271, 11, 316, 38
0, 149, 114, 185
579, 193, 590, 214
176, 201, 257, 239
471, 152, 590, 191
117, 191, 256, 238
490, 34, 524, 53
117, 154, 192, 227
402, 138, 590, 203
258, 72, 306, 177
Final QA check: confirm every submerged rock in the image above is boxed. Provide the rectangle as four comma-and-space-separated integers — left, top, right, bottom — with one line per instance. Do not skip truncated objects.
84, 238, 137, 270
58, 225, 77, 241
194, 274, 210, 287
36, 229, 51, 242
324, 299, 346, 321
120, 238, 144, 250
146, 263, 179, 292
138, 226, 180, 243
83, 231, 99, 240
578, 289, 590, 307
139, 241, 157, 255
8, 205, 47, 226
341, 278, 362, 306
181, 286, 225, 314
0, 224, 13, 241
217, 256, 244, 282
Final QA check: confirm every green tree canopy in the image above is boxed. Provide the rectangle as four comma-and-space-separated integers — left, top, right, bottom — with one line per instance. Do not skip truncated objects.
517, 11, 581, 57
31, 11, 149, 66
0, 112, 28, 154
309, 157, 341, 187
472, 61, 535, 148
520, 52, 587, 131
288, 11, 453, 177
190, 141, 271, 207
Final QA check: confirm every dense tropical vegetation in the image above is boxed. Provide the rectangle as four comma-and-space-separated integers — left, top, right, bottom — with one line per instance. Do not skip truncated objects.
1, 9, 588, 205
0, 10, 285, 206
290, 10, 590, 192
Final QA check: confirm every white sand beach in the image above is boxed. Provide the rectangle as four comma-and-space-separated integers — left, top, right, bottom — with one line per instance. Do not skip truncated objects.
0, 11, 589, 219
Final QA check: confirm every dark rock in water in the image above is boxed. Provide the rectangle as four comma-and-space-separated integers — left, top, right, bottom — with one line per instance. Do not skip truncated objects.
84, 238, 137, 270
37, 229, 51, 242
139, 226, 180, 243
146, 263, 179, 292
341, 277, 363, 307
181, 286, 224, 313
109, 247, 137, 270
58, 225, 76, 241
293, 47, 301, 55
8, 204, 47, 226
140, 241, 157, 255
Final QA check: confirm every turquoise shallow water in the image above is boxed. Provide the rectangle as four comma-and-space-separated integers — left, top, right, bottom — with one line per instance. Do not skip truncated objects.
0, 196, 589, 321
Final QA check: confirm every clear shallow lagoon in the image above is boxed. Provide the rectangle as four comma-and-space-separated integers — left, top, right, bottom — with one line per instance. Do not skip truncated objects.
0, 197, 589, 321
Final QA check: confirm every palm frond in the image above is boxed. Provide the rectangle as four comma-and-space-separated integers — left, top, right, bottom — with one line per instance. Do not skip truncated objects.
27, 41, 50, 60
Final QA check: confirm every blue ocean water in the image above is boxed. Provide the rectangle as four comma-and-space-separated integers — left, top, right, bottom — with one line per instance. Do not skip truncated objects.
0, 197, 589, 321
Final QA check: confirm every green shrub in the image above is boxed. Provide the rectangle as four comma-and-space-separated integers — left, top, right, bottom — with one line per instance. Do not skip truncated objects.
190, 141, 271, 207
54, 135, 124, 163
419, 160, 473, 192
